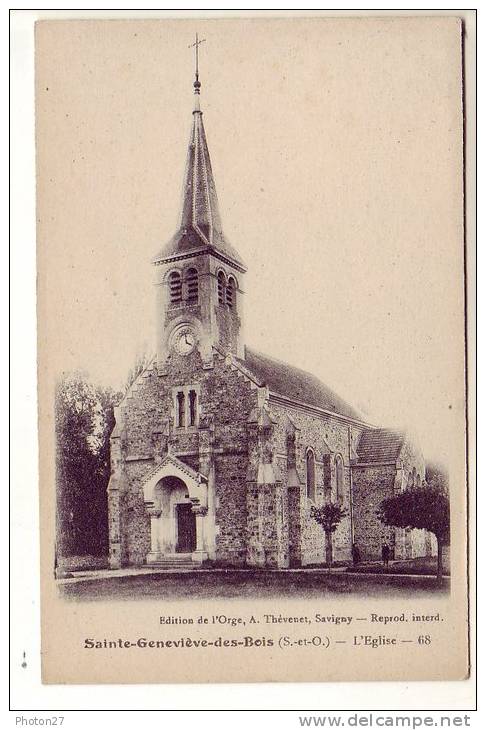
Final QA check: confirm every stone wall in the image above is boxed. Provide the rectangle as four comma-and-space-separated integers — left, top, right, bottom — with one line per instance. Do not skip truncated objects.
215, 304, 241, 355
109, 349, 258, 567
108, 344, 432, 568
214, 452, 249, 564
351, 444, 434, 562
268, 400, 359, 565
351, 464, 396, 560
287, 486, 302, 566
246, 480, 289, 568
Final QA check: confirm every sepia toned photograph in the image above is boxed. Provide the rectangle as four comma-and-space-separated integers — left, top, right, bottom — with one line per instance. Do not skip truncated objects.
35, 15, 470, 685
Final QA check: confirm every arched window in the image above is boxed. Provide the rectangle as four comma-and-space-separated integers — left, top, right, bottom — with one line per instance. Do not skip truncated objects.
176, 391, 185, 428
335, 455, 344, 503
169, 271, 182, 304
186, 268, 199, 304
173, 385, 199, 430
217, 271, 226, 305
306, 449, 316, 502
286, 431, 296, 467
226, 276, 236, 309
322, 452, 332, 502
189, 389, 197, 426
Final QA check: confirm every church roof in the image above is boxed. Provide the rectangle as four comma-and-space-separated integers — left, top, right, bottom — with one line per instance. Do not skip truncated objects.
153, 77, 245, 270
238, 347, 365, 422
356, 428, 405, 463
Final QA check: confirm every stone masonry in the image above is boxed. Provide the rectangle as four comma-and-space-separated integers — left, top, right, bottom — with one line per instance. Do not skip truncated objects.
107, 68, 433, 570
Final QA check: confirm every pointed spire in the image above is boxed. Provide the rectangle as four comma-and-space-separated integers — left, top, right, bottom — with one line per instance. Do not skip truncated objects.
179, 34, 223, 249
152, 38, 245, 271
179, 95, 223, 245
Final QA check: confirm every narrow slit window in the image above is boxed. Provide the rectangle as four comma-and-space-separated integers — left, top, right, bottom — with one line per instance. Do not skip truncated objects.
189, 390, 197, 426
217, 271, 226, 305
169, 271, 182, 304
186, 268, 198, 304
176, 391, 185, 428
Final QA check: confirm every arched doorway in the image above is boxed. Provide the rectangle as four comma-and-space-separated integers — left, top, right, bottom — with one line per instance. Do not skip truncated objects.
142, 453, 209, 564
152, 475, 196, 555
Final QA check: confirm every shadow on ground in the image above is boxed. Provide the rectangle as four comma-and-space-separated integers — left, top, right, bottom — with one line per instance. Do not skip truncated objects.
347, 556, 450, 577
59, 570, 449, 602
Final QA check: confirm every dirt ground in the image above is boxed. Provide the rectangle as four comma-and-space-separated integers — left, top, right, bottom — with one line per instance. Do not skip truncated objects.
59, 568, 449, 602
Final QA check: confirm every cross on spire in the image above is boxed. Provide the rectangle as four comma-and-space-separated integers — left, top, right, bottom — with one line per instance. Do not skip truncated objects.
189, 33, 206, 93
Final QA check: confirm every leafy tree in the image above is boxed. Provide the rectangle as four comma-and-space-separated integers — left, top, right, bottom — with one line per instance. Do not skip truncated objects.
377, 481, 450, 579
311, 503, 347, 570
55, 373, 120, 560
124, 351, 151, 393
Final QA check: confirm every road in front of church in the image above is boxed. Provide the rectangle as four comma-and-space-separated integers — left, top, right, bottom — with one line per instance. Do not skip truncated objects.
58, 570, 449, 601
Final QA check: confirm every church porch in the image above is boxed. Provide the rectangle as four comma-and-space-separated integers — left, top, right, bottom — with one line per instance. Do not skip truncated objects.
142, 454, 214, 567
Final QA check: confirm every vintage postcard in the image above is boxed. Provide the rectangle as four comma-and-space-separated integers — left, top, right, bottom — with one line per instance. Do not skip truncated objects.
36, 16, 470, 684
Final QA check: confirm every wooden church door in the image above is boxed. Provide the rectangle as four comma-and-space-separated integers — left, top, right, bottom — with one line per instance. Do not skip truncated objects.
176, 503, 196, 553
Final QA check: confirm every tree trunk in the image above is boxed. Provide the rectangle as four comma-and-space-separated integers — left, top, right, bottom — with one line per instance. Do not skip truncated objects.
436, 539, 443, 580
325, 531, 333, 572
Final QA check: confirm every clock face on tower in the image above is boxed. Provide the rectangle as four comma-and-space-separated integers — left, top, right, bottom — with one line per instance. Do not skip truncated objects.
171, 325, 197, 356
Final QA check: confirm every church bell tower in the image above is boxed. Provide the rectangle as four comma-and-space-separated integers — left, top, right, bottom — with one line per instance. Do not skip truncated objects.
153, 38, 246, 370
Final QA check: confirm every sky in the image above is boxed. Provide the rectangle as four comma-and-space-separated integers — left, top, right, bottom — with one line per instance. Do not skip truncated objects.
36, 17, 465, 468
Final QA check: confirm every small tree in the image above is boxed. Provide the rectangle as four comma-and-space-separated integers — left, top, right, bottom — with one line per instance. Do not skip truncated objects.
377, 482, 450, 579
311, 503, 347, 570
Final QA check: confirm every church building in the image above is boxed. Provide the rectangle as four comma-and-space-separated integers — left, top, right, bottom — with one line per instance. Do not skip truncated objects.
107, 62, 433, 570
